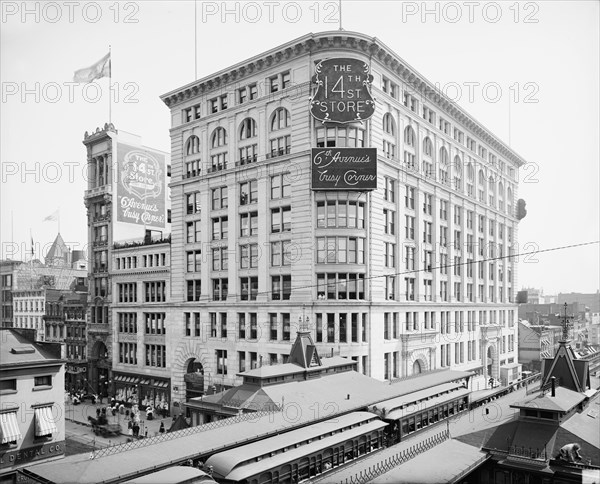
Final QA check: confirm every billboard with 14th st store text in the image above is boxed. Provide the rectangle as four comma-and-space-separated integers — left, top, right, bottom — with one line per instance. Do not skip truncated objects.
116, 142, 166, 228
311, 148, 377, 190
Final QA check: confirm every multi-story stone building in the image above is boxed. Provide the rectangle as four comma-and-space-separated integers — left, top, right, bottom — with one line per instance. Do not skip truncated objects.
160, 30, 525, 401
82, 123, 171, 394
110, 237, 172, 409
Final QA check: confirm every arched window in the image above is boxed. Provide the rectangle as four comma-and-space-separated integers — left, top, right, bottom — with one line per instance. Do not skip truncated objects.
498, 182, 505, 211
383, 113, 395, 135
270, 108, 290, 131
185, 135, 200, 156
239, 118, 258, 165
423, 137, 433, 157
211, 127, 227, 148
383, 113, 396, 159
488, 177, 496, 206
269, 108, 291, 158
454, 160, 463, 192
478, 170, 486, 202
439, 148, 448, 185
466, 162, 475, 197
210, 127, 228, 172
507, 187, 513, 215
239, 118, 257, 140
404, 125, 415, 147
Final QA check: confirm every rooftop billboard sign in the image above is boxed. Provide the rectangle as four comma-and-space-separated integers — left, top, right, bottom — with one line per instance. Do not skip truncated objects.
116, 142, 166, 229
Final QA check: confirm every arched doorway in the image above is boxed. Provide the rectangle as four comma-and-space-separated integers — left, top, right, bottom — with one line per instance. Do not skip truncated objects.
412, 360, 422, 375
486, 344, 498, 384
184, 359, 204, 401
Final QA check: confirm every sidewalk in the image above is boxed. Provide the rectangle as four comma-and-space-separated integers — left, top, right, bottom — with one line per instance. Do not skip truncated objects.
65, 400, 173, 439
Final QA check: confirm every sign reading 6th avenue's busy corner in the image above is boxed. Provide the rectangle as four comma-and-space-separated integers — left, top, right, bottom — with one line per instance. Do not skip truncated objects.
310, 58, 375, 123
312, 148, 377, 190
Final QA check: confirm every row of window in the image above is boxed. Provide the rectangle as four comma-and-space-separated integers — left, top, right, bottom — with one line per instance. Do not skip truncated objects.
117, 343, 166, 368
115, 253, 167, 270
183, 71, 291, 123
116, 282, 167, 303
383, 309, 514, 338
380, 78, 516, 181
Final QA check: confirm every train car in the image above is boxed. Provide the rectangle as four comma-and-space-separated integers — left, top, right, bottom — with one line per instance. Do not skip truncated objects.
121, 466, 217, 484
369, 381, 469, 445
204, 411, 388, 484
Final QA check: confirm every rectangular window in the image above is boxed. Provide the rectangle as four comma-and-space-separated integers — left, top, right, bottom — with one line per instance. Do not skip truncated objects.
269, 313, 278, 340
212, 278, 228, 301
240, 180, 258, 205
211, 187, 228, 210
272, 275, 292, 300
34, 375, 52, 387
271, 206, 291, 233
216, 349, 227, 375
271, 173, 291, 199
240, 212, 258, 237
240, 277, 258, 301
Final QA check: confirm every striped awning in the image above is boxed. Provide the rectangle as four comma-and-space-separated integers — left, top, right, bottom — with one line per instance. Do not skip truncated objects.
35, 406, 57, 437
0, 412, 21, 444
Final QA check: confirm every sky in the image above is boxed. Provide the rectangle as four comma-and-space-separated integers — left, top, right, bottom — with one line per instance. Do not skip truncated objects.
1, 0, 599, 295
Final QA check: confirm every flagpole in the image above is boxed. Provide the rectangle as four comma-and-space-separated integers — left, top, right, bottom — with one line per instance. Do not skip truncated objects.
58, 209, 61, 234
109, 45, 112, 125
194, 0, 198, 79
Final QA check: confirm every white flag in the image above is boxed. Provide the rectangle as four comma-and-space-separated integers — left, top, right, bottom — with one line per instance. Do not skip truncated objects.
73, 53, 110, 83
43, 210, 59, 222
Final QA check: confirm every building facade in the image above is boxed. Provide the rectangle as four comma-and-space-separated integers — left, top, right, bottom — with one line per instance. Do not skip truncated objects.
83, 123, 171, 395
0, 329, 66, 483
110, 239, 172, 409
0, 261, 22, 329
160, 30, 525, 403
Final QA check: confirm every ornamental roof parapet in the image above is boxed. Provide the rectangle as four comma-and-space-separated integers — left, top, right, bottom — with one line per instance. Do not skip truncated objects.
160, 30, 527, 167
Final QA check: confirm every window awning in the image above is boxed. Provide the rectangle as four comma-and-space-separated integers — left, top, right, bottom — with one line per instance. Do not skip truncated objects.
35, 406, 57, 437
0, 412, 21, 444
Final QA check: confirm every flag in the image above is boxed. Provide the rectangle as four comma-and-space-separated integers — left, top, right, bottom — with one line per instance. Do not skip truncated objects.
43, 210, 59, 222
73, 52, 111, 83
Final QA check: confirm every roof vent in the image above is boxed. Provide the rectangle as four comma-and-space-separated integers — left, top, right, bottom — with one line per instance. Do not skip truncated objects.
10, 345, 35, 354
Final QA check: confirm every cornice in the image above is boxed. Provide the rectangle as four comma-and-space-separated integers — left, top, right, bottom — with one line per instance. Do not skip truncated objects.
160, 30, 527, 168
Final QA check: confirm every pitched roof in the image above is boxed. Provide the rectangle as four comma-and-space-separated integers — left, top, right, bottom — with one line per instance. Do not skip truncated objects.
541, 342, 589, 392
45, 233, 70, 265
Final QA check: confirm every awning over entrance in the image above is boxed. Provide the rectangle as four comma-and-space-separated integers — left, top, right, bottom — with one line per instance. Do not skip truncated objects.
34, 406, 57, 437
0, 411, 22, 444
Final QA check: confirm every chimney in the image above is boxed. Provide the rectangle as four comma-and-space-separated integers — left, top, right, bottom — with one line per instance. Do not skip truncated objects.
551, 376, 556, 397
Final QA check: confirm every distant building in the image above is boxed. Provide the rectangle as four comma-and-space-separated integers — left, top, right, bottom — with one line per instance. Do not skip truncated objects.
44, 290, 89, 392
518, 320, 563, 371
10, 258, 87, 342
0, 329, 66, 482
558, 291, 600, 313
0, 260, 22, 329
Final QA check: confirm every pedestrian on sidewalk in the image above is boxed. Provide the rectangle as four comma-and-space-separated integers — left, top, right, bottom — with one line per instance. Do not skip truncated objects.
159, 422, 165, 434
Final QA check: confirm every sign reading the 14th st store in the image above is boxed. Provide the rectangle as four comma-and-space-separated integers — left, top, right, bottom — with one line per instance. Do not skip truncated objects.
310, 58, 375, 123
